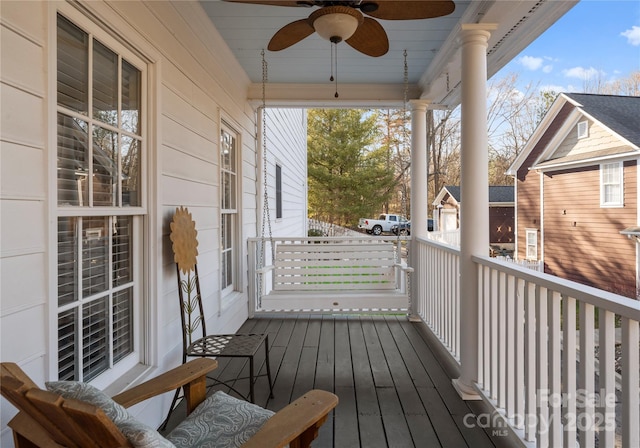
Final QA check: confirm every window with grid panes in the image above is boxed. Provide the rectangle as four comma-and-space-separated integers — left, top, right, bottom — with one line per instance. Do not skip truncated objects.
600, 162, 623, 207
525, 229, 538, 261
221, 125, 238, 293
56, 14, 144, 382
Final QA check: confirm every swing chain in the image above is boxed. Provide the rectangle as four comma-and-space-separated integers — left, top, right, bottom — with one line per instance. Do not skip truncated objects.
261, 49, 273, 252
402, 49, 415, 318
399, 50, 409, 247
258, 50, 274, 307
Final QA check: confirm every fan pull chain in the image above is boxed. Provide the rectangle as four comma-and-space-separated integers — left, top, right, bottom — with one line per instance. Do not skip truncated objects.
330, 43, 334, 82
329, 41, 339, 98
334, 44, 340, 98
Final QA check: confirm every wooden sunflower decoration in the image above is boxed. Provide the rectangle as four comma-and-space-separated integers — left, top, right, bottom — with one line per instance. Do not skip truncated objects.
170, 206, 198, 274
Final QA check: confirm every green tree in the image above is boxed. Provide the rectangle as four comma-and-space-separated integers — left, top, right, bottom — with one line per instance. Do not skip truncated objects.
377, 109, 411, 216
536, 89, 558, 123
307, 109, 396, 227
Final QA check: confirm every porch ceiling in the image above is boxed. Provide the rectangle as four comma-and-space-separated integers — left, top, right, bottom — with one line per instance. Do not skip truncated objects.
199, 0, 577, 107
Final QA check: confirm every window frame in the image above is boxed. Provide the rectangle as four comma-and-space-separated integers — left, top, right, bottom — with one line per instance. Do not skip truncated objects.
220, 121, 241, 298
525, 229, 538, 261
600, 161, 624, 208
52, 7, 148, 387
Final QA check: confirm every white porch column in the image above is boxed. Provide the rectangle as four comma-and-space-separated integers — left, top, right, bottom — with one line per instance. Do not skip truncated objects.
454, 23, 497, 400
408, 101, 428, 321
410, 101, 429, 238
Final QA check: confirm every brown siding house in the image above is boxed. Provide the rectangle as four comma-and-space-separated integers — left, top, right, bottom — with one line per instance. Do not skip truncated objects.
433, 185, 515, 254
508, 93, 640, 298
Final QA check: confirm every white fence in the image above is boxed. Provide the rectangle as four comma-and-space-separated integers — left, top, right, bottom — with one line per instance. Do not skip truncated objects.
496, 255, 543, 272
307, 219, 363, 237
426, 229, 461, 247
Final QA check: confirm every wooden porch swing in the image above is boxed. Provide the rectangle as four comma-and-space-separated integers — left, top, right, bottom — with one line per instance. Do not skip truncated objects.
255, 51, 413, 314
256, 239, 413, 312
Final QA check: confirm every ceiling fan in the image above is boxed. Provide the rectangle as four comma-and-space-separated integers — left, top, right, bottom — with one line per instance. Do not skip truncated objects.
223, 1, 456, 57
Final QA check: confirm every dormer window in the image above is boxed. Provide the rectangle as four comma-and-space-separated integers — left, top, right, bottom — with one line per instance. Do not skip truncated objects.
577, 120, 588, 139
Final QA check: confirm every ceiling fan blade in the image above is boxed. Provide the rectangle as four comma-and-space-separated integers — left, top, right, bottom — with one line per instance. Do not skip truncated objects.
223, 1, 306, 6
364, 0, 455, 20
345, 17, 388, 57
268, 19, 315, 51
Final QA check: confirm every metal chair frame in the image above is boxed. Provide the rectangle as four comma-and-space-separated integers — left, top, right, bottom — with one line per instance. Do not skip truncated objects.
162, 264, 274, 429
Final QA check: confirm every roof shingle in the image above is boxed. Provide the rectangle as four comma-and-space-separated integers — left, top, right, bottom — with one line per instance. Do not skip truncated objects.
443, 185, 514, 203
565, 93, 640, 147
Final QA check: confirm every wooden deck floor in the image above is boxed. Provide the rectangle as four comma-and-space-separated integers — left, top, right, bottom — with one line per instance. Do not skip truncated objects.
162, 315, 513, 447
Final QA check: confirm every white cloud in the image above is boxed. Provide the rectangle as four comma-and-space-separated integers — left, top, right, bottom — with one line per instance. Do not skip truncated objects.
562, 66, 605, 80
519, 55, 544, 70
621, 25, 640, 46
509, 88, 525, 102
542, 65, 553, 74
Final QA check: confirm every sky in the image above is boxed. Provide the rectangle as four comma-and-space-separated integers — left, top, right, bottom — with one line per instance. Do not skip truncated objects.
493, 0, 640, 93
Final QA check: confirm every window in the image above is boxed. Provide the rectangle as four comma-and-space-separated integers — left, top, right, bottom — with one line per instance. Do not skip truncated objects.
221, 125, 238, 292
56, 14, 145, 382
601, 162, 623, 207
525, 229, 538, 260
276, 163, 282, 219
577, 120, 588, 139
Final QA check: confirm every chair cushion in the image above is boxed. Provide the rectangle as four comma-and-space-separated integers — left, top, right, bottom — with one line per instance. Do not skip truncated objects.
166, 391, 274, 448
46, 381, 176, 448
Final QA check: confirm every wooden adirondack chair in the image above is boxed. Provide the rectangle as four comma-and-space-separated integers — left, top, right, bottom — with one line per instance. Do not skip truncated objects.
1, 358, 338, 448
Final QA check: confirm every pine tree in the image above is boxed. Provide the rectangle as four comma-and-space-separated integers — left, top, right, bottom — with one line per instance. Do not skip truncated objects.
307, 109, 396, 228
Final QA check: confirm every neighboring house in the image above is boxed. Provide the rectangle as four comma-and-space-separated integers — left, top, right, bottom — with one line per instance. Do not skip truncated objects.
508, 93, 639, 299
432, 185, 515, 254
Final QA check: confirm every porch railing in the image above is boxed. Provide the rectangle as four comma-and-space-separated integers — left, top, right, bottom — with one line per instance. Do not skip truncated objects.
248, 235, 639, 447
412, 237, 461, 360
413, 236, 640, 448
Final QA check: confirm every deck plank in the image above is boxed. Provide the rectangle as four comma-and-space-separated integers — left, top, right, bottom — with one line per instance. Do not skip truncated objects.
371, 316, 423, 447
159, 315, 502, 447
333, 317, 360, 448
313, 316, 336, 448
268, 316, 309, 411
348, 316, 387, 448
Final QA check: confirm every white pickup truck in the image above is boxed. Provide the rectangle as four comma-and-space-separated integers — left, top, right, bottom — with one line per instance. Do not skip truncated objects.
358, 213, 408, 236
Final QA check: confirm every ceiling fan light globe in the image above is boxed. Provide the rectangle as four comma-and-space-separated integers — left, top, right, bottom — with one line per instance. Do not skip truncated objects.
313, 12, 359, 41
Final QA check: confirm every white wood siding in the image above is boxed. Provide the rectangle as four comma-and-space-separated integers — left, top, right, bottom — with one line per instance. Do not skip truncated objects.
0, 1, 50, 405
0, 1, 307, 443
264, 108, 307, 237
